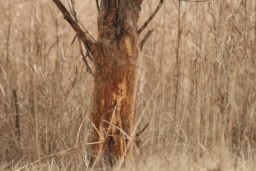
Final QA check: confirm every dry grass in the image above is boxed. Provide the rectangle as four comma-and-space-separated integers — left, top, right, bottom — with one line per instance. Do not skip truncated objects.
0, 0, 256, 170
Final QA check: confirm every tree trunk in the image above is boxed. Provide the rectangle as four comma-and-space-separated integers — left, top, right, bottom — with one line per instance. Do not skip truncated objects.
52, 0, 163, 165
89, 0, 142, 164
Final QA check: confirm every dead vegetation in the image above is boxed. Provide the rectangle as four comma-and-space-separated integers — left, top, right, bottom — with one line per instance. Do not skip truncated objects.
0, 0, 256, 170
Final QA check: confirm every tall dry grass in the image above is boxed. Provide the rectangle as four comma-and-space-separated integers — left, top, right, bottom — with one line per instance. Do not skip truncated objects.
0, 0, 256, 170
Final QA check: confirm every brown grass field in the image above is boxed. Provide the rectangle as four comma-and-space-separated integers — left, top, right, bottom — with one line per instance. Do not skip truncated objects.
1, 0, 256, 170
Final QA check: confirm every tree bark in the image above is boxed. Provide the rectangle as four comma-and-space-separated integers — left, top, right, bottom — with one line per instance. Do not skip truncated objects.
89, 0, 142, 164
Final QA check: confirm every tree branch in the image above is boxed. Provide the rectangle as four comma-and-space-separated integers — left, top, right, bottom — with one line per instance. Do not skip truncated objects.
137, 0, 164, 34
52, 0, 97, 55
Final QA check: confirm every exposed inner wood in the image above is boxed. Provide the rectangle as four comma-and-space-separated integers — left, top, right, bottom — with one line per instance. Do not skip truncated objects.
89, 0, 141, 164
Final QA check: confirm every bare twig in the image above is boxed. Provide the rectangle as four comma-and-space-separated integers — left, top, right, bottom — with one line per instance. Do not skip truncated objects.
71, 34, 78, 45
70, 0, 94, 42
68, 0, 95, 76
86, 117, 103, 141
82, 54, 94, 76
52, 0, 97, 55
15, 141, 104, 171
53, 0, 95, 76
174, 0, 182, 121
136, 123, 149, 137
179, 0, 209, 2
75, 117, 86, 146
103, 120, 131, 141
140, 29, 154, 50
13, 89, 20, 141
138, 0, 164, 34
78, 39, 95, 76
